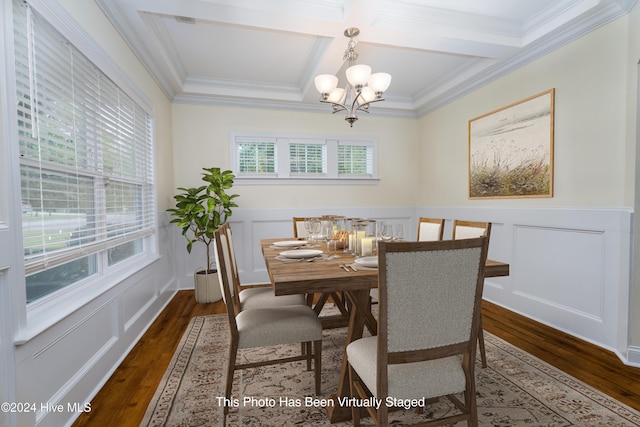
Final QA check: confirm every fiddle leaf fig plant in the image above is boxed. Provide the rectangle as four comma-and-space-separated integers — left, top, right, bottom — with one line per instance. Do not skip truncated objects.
167, 167, 239, 272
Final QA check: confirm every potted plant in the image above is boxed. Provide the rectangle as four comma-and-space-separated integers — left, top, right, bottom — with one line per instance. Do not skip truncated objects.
167, 167, 239, 302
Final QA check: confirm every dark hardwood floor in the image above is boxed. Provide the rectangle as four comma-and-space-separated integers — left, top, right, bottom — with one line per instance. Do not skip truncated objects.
71, 290, 640, 427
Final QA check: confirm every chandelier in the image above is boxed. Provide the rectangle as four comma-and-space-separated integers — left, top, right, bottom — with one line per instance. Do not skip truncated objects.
314, 28, 391, 127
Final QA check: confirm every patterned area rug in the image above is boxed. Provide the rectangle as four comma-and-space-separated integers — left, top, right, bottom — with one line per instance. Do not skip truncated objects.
141, 313, 640, 426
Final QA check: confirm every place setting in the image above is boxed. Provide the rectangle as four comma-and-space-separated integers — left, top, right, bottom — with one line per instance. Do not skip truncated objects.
275, 248, 325, 263
270, 239, 310, 249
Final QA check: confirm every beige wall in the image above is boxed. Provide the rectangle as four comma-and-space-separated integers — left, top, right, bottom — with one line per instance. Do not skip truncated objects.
419, 11, 640, 348
58, 0, 174, 210
171, 104, 419, 209
417, 16, 630, 208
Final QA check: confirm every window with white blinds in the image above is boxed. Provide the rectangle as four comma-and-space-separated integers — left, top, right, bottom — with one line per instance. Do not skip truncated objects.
231, 133, 376, 182
13, 0, 155, 302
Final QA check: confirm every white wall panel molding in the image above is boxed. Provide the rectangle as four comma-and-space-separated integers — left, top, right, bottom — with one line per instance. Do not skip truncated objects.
421, 206, 633, 365
13, 257, 175, 427
0, 266, 17, 427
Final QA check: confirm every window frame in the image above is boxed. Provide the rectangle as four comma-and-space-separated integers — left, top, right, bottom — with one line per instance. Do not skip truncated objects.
230, 132, 378, 184
3, 0, 159, 340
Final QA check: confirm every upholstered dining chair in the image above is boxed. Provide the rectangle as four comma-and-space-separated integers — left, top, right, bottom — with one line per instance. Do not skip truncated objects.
219, 223, 305, 310
347, 237, 489, 427
417, 217, 445, 241
214, 226, 323, 423
452, 219, 491, 368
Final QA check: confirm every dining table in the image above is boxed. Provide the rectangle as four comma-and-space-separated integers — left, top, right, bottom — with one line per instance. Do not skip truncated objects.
260, 237, 510, 423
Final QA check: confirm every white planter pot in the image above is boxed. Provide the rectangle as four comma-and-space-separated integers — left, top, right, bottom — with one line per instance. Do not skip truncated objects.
194, 269, 222, 303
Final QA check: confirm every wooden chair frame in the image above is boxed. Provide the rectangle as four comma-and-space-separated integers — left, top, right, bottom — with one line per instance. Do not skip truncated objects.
452, 220, 491, 368
214, 226, 322, 421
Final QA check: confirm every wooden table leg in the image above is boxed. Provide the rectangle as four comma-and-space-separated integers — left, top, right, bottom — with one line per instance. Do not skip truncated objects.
326, 288, 369, 423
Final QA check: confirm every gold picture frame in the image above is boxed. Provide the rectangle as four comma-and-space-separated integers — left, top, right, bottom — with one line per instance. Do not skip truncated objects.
468, 89, 554, 199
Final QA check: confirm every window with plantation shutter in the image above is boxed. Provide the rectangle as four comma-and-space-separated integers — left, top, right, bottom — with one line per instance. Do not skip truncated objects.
236, 138, 276, 176
289, 140, 326, 176
231, 132, 377, 182
338, 141, 374, 177
13, 0, 155, 302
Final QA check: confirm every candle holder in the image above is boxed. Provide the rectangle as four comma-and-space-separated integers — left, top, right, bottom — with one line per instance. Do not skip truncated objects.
351, 219, 377, 257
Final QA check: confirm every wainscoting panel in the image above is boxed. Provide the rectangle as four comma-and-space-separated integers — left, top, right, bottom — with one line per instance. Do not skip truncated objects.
13, 213, 177, 427
513, 225, 605, 318
16, 300, 118, 424
122, 271, 160, 333
423, 206, 632, 360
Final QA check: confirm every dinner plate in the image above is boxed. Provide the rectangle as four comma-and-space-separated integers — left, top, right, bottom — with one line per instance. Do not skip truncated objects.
279, 249, 323, 259
354, 256, 378, 268
273, 240, 308, 248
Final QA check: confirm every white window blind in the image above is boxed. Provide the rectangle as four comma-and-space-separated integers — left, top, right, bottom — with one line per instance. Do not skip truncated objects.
13, 0, 155, 290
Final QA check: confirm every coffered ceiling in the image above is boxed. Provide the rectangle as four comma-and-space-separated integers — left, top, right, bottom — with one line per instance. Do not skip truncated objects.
96, 0, 636, 118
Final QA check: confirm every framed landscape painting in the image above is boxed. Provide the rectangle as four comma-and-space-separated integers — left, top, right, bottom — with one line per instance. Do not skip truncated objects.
468, 89, 554, 199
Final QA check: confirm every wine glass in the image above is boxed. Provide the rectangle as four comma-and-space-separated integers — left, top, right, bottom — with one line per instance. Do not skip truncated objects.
377, 221, 392, 243
310, 219, 322, 243
392, 224, 405, 241
326, 219, 342, 258
304, 218, 315, 241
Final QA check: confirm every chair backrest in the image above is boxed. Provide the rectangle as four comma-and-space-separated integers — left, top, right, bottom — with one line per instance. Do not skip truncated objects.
416, 217, 445, 241
293, 217, 311, 238
452, 220, 491, 240
293, 216, 320, 239
376, 238, 488, 372
221, 222, 241, 293
214, 225, 241, 327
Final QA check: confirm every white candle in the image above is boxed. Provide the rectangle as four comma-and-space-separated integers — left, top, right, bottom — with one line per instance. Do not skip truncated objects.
361, 237, 373, 256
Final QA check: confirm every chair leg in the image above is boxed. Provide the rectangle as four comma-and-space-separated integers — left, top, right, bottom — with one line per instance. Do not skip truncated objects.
378, 397, 388, 427
306, 341, 313, 370
314, 340, 322, 395
224, 340, 238, 416
348, 366, 360, 427
478, 317, 487, 368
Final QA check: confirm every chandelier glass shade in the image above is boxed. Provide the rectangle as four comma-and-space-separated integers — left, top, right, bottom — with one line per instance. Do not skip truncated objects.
314, 28, 391, 127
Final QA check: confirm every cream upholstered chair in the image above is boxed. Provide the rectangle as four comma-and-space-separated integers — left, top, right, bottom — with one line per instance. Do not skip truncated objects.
214, 226, 323, 423
347, 238, 489, 427
417, 217, 445, 241
220, 223, 305, 310
452, 220, 491, 368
